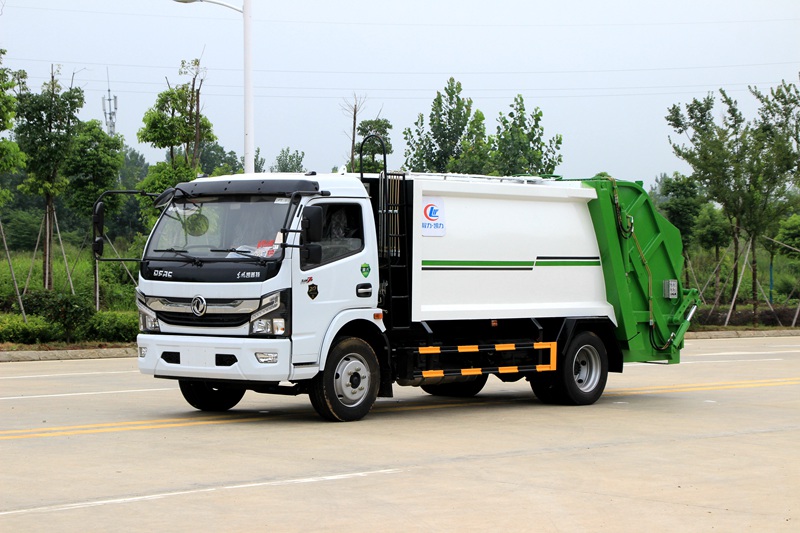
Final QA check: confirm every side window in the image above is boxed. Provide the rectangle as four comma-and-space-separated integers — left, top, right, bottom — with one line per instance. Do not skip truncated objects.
319, 203, 364, 264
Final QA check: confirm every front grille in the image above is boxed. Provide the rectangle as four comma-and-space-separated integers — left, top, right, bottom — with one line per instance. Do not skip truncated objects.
157, 311, 250, 328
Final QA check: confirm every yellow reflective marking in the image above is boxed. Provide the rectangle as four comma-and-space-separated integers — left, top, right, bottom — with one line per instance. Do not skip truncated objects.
458, 345, 479, 353
534, 341, 558, 371
461, 368, 483, 376
495, 344, 516, 351
418, 346, 441, 355
421, 370, 445, 378
498, 366, 519, 373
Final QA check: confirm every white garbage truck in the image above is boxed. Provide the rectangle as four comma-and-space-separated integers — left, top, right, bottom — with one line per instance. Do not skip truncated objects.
93, 169, 698, 421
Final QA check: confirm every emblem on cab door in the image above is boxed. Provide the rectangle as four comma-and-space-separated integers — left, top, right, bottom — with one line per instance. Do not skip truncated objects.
307, 284, 319, 300
361, 263, 371, 278
191, 295, 207, 316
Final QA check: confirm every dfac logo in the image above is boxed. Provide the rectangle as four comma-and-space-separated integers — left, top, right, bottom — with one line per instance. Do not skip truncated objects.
191, 295, 207, 317
423, 203, 440, 221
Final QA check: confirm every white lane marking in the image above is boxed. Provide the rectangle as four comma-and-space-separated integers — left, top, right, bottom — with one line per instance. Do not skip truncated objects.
688, 351, 796, 356
0, 371, 138, 380
0, 388, 174, 400
681, 358, 783, 364
0, 469, 401, 516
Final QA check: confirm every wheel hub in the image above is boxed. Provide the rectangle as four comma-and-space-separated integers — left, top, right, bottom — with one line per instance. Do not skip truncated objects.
333, 354, 370, 406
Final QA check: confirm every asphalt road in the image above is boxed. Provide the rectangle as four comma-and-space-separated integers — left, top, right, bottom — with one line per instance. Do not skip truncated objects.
1, 337, 798, 532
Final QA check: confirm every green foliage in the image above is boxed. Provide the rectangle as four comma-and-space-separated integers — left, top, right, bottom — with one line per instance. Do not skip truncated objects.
352, 118, 393, 173
198, 140, 243, 176
0, 314, 62, 343
137, 161, 197, 226
14, 68, 85, 199
62, 119, 125, 219
492, 95, 563, 176
652, 172, 703, 246
269, 147, 305, 173
695, 204, 732, 251
0, 49, 26, 191
404, 78, 473, 172
137, 59, 215, 168
404, 79, 562, 176
19, 289, 95, 341
83, 311, 138, 342
777, 214, 800, 256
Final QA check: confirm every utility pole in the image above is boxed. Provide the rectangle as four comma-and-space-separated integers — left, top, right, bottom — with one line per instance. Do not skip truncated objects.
102, 68, 117, 137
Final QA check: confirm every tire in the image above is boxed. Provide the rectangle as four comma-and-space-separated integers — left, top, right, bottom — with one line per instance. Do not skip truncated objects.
309, 337, 380, 422
529, 372, 564, 404
179, 380, 246, 411
529, 331, 608, 405
420, 375, 488, 397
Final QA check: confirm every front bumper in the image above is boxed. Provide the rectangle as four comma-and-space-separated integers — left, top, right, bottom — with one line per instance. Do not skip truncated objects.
137, 334, 293, 382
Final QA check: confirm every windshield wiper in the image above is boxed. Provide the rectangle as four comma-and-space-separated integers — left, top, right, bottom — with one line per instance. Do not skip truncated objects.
209, 247, 273, 265
152, 248, 203, 266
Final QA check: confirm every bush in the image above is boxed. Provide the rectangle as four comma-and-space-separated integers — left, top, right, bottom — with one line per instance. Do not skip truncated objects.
0, 314, 63, 344
18, 290, 95, 341
83, 311, 139, 342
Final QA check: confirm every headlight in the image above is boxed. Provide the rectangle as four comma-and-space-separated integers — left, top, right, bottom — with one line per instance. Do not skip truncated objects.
249, 290, 290, 336
136, 292, 160, 333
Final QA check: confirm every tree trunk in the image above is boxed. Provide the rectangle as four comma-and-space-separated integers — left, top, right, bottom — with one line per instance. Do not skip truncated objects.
751, 237, 758, 327
43, 193, 54, 290
731, 226, 740, 309
714, 245, 721, 303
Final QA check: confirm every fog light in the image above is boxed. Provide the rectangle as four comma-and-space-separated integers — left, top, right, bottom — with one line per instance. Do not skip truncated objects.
138, 347, 147, 358
255, 352, 279, 364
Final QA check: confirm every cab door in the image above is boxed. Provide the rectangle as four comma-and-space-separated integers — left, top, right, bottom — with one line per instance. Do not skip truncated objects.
290, 199, 379, 364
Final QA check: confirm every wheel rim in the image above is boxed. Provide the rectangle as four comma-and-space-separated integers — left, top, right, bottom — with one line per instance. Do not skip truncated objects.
333, 352, 371, 407
572, 344, 601, 393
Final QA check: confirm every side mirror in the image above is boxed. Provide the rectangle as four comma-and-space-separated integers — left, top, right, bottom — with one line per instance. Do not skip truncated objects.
302, 205, 323, 242
153, 187, 176, 209
92, 201, 105, 236
92, 237, 105, 257
301, 243, 322, 266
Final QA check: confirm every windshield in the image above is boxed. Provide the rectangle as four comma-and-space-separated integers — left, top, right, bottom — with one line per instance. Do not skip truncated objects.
144, 195, 293, 261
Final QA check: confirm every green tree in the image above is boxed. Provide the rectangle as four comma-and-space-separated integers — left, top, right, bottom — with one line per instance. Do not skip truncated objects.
119, 145, 149, 189
352, 118, 393, 173
667, 86, 798, 322
137, 59, 215, 170
269, 147, 305, 173
403, 78, 473, 172
695, 204, 732, 302
199, 140, 243, 176
14, 66, 84, 290
492, 94, 562, 176
652, 172, 703, 286
446, 110, 494, 175
0, 49, 26, 206
62, 119, 124, 220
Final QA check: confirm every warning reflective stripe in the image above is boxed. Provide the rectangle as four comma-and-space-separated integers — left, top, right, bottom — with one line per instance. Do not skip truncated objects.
498, 366, 518, 373
421, 370, 445, 378
419, 346, 441, 355
495, 344, 516, 351
458, 345, 479, 353
534, 342, 557, 371
461, 368, 483, 376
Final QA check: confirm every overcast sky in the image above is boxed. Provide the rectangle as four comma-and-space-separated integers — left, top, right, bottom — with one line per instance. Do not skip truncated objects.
2, 0, 799, 187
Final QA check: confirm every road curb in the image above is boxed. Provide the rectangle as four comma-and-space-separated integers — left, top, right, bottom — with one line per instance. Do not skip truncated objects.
0, 347, 137, 363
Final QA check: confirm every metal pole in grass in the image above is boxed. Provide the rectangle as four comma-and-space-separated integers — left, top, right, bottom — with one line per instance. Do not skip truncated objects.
0, 220, 26, 323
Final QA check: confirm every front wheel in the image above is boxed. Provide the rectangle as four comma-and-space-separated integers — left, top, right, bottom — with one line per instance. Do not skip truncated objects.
309, 337, 380, 422
179, 380, 245, 411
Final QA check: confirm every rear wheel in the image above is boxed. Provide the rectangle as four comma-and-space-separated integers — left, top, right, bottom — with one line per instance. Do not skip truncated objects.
309, 337, 379, 422
529, 331, 608, 405
420, 375, 488, 397
179, 380, 245, 411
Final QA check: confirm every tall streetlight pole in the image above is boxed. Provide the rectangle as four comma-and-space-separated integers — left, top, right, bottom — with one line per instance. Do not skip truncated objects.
173, 0, 255, 174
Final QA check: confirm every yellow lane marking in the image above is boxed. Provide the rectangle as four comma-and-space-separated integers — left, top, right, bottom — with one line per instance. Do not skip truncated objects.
0, 416, 264, 440
3, 378, 797, 440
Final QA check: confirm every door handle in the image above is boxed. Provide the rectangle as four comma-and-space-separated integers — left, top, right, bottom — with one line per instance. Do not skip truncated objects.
356, 283, 372, 298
